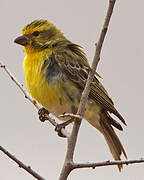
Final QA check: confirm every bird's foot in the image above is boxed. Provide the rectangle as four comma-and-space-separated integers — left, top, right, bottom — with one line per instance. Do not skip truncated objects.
55, 118, 75, 138
55, 126, 66, 138
38, 107, 49, 122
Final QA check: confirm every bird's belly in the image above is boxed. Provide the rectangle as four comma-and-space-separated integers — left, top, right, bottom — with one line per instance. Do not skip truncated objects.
26, 71, 102, 131
26, 70, 102, 128
28, 78, 74, 116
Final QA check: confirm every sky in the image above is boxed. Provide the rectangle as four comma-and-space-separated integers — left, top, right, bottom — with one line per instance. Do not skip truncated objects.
0, 0, 144, 179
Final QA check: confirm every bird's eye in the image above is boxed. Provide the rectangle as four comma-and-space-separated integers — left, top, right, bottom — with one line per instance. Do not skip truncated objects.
32, 31, 40, 37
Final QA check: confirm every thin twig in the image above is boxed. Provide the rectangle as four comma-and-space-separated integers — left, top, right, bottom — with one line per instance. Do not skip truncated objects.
0, 62, 40, 109
0, 146, 46, 180
59, 0, 117, 179
1, 1, 144, 179
0, 61, 69, 138
73, 159, 144, 169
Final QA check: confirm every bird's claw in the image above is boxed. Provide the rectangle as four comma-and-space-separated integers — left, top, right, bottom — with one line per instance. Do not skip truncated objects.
55, 124, 66, 138
38, 107, 49, 122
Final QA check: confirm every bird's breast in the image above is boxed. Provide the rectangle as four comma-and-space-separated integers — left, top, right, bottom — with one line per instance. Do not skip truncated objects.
23, 54, 80, 117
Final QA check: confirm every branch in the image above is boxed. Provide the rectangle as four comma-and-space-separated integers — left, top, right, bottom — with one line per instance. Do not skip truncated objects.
0, 61, 71, 178
0, 146, 46, 180
0, 62, 40, 109
59, 0, 117, 179
73, 159, 144, 169
0, 61, 69, 138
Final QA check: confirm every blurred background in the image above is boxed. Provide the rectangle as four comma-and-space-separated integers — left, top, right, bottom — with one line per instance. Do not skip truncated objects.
0, 0, 144, 179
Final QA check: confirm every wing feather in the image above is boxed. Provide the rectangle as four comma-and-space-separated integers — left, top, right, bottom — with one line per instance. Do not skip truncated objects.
52, 41, 126, 125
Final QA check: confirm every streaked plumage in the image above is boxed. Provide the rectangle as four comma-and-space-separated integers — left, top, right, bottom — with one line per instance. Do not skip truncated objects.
14, 19, 127, 171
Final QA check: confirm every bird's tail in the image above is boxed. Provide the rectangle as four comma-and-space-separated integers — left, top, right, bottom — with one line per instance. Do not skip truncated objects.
86, 111, 127, 171
99, 114, 127, 171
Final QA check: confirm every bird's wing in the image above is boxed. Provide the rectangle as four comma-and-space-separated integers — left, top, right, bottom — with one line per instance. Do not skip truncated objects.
53, 42, 126, 125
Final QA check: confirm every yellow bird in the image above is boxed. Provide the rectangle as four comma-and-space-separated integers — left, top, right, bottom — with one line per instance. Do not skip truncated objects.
14, 19, 127, 170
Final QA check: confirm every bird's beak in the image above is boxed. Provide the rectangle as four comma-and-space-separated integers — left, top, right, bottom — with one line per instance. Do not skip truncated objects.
14, 35, 30, 46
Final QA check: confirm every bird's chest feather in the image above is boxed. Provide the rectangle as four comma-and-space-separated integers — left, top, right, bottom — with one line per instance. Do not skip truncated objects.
23, 53, 79, 116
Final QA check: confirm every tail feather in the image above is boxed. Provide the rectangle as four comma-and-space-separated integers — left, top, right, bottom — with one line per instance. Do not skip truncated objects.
108, 115, 123, 131
86, 108, 127, 171
113, 109, 127, 126
100, 119, 127, 171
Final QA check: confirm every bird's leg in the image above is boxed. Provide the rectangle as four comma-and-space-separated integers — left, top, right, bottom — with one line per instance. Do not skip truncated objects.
38, 108, 75, 138
55, 117, 75, 134
55, 117, 75, 137
38, 107, 50, 122
55, 112, 82, 137
38, 108, 69, 138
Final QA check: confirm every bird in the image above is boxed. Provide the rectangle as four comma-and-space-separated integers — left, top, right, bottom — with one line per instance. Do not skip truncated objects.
14, 19, 127, 171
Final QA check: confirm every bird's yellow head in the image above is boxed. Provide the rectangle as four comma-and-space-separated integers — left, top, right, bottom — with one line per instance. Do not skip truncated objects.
14, 19, 65, 53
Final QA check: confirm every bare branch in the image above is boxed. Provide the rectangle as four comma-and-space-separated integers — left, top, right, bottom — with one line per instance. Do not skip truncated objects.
1, 1, 143, 179
59, 0, 117, 179
0, 61, 69, 138
0, 146, 46, 180
0, 62, 40, 109
73, 159, 144, 169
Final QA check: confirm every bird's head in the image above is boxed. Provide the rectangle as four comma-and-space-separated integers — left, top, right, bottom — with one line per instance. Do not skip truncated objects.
14, 19, 65, 53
